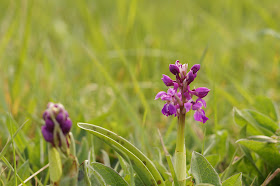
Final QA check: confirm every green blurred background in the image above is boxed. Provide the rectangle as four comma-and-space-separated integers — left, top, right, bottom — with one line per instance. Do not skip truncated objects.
0, 0, 280, 182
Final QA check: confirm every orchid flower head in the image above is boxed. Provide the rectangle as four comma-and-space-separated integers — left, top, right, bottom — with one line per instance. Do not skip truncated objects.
155, 60, 210, 123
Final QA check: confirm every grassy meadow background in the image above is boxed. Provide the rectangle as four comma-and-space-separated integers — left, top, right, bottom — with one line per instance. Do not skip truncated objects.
0, 0, 280, 185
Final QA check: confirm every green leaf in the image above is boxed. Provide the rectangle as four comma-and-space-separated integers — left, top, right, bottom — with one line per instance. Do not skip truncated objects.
101, 150, 111, 167
236, 138, 280, 168
7, 161, 30, 186
191, 151, 221, 186
7, 115, 28, 152
77, 137, 89, 164
77, 123, 159, 186
205, 154, 219, 168
115, 152, 135, 186
166, 154, 179, 186
0, 119, 29, 159
78, 160, 105, 186
253, 96, 278, 121
48, 146, 62, 182
222, 173, 242, 186
60, 155, 79, 186
91, 162, 128, 186
246, 110, 278, 133
233, 108, 259, 135
233, 108, 275, 136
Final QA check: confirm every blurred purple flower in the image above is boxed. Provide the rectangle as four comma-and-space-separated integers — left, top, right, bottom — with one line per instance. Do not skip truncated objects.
41, 102, 72, 144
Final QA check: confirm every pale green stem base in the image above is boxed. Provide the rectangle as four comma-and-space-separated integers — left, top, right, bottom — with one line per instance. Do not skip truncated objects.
175, 113, 186, 185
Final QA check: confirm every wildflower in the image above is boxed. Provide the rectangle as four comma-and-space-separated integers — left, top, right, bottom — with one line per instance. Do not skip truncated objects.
155, 60, 210, 123
42, 102, 72, 144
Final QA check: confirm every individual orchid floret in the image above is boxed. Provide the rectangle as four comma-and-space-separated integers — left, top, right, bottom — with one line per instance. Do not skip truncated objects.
155, 60, 210, 123
162, 103, 177, 116
42, 102, 72, 145
193, 87, 210, 98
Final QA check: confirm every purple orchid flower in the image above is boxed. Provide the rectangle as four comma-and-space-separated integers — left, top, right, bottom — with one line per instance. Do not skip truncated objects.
155, 60, 210, 123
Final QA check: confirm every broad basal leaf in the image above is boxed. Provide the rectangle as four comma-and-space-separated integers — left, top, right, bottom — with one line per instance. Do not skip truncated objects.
91, 162, 128, 186
191, 151, 221, 186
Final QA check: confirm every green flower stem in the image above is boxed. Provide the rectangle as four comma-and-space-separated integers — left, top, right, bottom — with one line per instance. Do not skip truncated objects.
175, 113, 186, 185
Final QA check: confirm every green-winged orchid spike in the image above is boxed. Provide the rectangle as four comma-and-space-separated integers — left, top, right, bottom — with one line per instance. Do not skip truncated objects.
42, 102, 72, 155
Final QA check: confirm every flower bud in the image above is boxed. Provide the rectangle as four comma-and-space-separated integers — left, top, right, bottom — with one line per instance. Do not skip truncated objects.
169, 64, 180, 75
191, 64, 200, 74
42, 102, 72, 144
42, 125, 54, 143
180, 64, 188, 76
186, 71, 194, 84
161, 74, 174, 86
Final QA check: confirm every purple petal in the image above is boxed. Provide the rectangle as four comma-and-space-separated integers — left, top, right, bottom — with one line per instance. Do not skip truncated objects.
161, 95, 172, 101
161, 75, 174, 86
61, 118, 72, 134
191, 64, 200, 74
168, 104, 177, 115
183, 92, 192, 100
194, 110, 208, 123
196, 98, 206, 108
167, 88, 176, 95
194, 110, 202, 122
45, 118, 54, 131
161, 104, 169, 116
192, 102, 203, 110
43, 111, 50, 120
173, 82, 179, 91
184, 102, 192, 112
186, 71, 194, 84
194, 87, 210, 98
42, 125, 54, 142
56, 112, 65, 124
169, 64, 180, 75
161, 103, 176, 116
202, 115, 209, 123
155, 91, 166, 100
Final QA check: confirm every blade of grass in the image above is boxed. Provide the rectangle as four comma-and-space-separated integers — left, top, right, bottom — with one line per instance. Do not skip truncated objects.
0, 119, 29, 159
1, 157, 25, 185
157, 129, 179, 186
